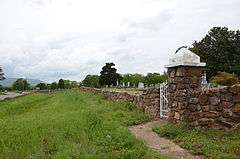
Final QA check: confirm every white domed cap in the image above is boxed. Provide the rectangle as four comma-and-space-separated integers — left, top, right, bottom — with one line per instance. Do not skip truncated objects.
165, 48, 206, 68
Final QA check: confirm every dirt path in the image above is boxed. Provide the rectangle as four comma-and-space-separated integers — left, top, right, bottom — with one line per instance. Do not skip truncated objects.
129, 121, 205, 159
0, 92, 29, 101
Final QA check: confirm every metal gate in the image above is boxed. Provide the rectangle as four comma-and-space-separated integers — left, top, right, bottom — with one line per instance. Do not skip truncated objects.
160, 81, 169, 118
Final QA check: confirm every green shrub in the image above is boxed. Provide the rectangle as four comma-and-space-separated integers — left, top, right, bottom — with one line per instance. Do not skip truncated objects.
210, 72, 239, 86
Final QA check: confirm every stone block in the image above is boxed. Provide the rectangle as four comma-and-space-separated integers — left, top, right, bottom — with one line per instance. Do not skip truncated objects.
202, 111, 220, 118
189, 98, 199, 104
233, 104, 240, 113
222, 109, 233, 117
207, 88, 220, 95
174, 112, 180, 120
176, 83, 186, 89
220, 93, 233, 101
189, 104, 201, 112
216, 117, 234, 129
202, 105, 210, 112
169, 69, 176, 78
221, 101, 233, 109
233, 94, 240, 103
175, 68, 185, 77
198, 94, 209, 105
190, 121, 199, 127
219, 87, 229, 93
178, 102, 188, 109
229, 84, 240, 94
198, 118, 214, 126
209, 96, 220, 106
188, 112, 202, 121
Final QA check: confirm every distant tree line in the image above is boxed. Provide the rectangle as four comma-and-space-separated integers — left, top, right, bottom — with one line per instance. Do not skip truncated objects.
35, 79, 79, 91
82, 73, 167, 88
81, 63, 167, 88
0, 78, 79, 92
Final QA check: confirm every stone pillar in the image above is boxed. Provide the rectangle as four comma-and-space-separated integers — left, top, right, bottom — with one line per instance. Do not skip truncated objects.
165, 47, 206, 122
168, 66, 205, 122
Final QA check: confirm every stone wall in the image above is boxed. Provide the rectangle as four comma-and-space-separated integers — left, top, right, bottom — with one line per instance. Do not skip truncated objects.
80, 87, 160, 119
167, 66, 240, 130
187, 85, 240, 130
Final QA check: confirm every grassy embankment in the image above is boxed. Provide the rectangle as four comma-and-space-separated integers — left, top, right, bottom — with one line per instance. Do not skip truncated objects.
154, 122, 240, 159
0, 90, 168, 159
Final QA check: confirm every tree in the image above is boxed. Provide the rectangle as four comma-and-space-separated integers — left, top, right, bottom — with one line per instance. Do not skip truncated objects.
190, 27, 240, 80
70, 81, 78, 88
99, 63, 122, 86
50, 82, 58, 90
58, 79, 65, 89
144, 73, 167, 86
64, 80, 71, 89
131, 74, 145, 86
0, 67, 5, 80
82, 75, 100, 88
0, 84, 3, 91
12, 78, 30, 91
121, 73, 145, 86
36, 83, 47, 90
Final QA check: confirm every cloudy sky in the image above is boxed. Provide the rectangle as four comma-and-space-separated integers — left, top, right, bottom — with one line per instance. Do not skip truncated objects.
0, 0, 239, 82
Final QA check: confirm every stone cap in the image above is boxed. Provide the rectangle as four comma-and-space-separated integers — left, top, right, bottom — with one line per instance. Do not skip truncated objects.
165, 47, 206, 68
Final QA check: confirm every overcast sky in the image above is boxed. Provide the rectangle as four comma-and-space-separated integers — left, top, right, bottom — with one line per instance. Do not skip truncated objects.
0, 0, 239, 82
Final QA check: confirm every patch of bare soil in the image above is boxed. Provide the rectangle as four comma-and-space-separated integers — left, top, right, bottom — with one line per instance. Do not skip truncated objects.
129, 121, 205, 159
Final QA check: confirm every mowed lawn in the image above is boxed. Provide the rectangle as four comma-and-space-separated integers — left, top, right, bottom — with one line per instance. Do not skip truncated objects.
0, 90, 167, 159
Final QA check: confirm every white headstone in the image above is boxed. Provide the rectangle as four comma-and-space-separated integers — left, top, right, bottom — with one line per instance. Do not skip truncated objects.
116, 80, 119, 86
165, 48, 206, 68
122, 82, 125, 87
138, 82, 144, 89
127, 82, 130, 87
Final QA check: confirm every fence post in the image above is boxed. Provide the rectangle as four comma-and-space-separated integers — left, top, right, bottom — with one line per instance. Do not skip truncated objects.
165, 48, 206, 122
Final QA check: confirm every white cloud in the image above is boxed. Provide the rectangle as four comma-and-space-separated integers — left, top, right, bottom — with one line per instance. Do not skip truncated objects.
0, 0, 239, 82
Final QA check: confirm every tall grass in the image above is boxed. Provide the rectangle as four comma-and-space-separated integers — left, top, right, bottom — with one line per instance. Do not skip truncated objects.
0, 90, 167, 159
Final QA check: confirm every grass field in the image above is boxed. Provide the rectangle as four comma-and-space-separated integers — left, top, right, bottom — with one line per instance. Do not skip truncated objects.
154, 122, 240, 159
0, 90, 167, 159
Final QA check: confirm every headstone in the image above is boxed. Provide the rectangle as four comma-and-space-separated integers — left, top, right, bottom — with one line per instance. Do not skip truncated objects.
116, 80, 119, 87
127, 82, 130, 87
122, 82, 125, 87
138, 82, 144, 89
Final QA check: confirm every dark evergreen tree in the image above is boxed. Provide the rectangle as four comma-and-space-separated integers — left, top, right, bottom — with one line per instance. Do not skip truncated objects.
190, 27, 240, 80
99, 63, 122, 86
58, 79, 65, 89
36, 83, 47, 90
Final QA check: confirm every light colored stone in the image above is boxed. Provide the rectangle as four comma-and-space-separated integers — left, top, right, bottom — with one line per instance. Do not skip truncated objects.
174, 112, 180, 120
165, 48, 206, 68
